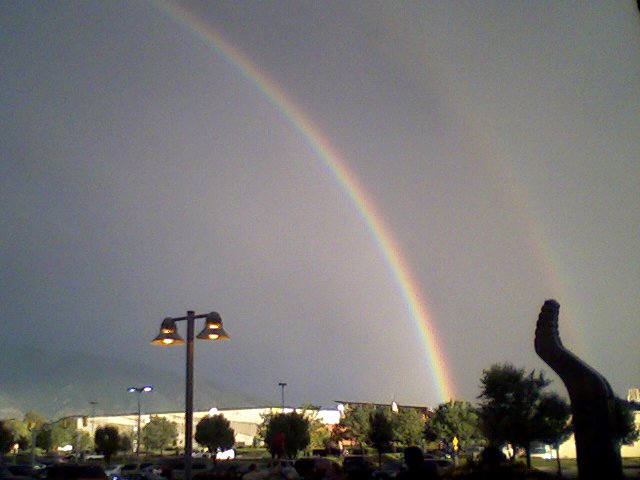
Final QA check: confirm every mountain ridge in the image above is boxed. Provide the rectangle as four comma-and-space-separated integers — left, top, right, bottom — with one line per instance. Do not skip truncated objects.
0, 343, 262, 419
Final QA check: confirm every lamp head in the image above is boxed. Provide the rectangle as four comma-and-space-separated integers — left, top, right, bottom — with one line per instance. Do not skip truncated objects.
196, 312, 230, 340
151, 318, 185, 345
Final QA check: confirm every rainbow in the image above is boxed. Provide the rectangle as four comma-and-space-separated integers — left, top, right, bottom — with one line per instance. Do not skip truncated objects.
155, 1, 455, 402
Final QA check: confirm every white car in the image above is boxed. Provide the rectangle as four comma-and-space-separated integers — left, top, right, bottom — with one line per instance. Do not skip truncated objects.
216, 448, 236, 460
530, 444, 557, 460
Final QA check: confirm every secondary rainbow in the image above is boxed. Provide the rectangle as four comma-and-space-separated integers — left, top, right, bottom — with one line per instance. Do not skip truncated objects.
156, 1, 455, 402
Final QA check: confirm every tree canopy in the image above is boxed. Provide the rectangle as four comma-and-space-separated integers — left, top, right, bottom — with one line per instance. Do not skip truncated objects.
612, 398, 639, 446
36, 427, 54, 453
392, 408, 425, 447
426, 399, 482, 451
195, 414, 235, 460
142, 416, 178, 453
300, 405, 332, 451
264, 412, 310, 458
477, 363, 570, 467
94, 426, 120, 464
339, 404, 376, 450
367, 410, 394, 460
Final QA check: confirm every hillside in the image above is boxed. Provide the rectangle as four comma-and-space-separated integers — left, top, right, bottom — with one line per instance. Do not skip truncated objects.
0, 344, 262, 419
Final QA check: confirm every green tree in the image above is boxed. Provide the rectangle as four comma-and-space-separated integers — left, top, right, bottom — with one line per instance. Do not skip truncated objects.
367, 410, 394, 463
94, 426, 120, 464
478, 363, 564, 468
301, 405, 332, 452
264, 412, 310, 458
142, 416, 178, 454
612, 398, 639, 446
425, 400, 482, 451
339, 404, 376, 451
50, 421, 76, 451
77, 430, 93, 452
24, 411, 46, 429
195, 414, 235, 463
254, 411, 273, 447
392, 408, 425, 447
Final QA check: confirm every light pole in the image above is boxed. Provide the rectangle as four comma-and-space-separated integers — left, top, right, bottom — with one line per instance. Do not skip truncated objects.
151, 311, 229, 480
278, 382, 287, 409
127, 385, 153, 455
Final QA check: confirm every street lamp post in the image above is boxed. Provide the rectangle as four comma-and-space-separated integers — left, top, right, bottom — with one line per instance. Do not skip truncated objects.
278, 382, 287, 410
127, 385, 153, 455
151, 311, 229, 480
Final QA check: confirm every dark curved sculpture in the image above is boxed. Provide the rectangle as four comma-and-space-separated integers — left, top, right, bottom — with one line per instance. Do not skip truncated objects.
534, 299, 623, 479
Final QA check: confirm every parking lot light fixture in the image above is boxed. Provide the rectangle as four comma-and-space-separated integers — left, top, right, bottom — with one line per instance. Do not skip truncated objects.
197, 312, 230, 340
151, 310, 229, 480
151, 318, 185, 345
128, 385, 153, 455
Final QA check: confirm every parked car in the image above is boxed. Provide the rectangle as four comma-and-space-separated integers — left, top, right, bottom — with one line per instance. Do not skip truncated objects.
530, 443, 557, 460
342, 456, 375, 479
215, 449, 235, 461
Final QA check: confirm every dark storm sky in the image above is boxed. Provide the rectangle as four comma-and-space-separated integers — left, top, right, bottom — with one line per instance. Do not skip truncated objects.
1, 1, 638, 409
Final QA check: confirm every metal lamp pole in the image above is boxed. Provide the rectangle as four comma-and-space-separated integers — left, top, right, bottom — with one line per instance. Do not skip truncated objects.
151, 310, 229, 480
127, 386, 153, 455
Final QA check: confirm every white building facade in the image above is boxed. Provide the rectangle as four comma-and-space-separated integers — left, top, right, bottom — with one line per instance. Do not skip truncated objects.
75, 406, 341, 450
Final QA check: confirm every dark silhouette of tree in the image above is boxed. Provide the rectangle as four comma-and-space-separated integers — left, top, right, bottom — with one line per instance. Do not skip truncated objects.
367, 410, 394, 464
195, 414, 235, 463
142, 416, 178, 454
36, 427, 54, 453
534, 392, 572, 477
0, 421, 14, 458
478, 363, 565, 468
2, 419, 28, 451
426, 399, 483, 451
264, 412, 310, 458
94, 426, 120, 464
119, 434, 133, 454
612, 398, 639, 446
